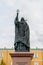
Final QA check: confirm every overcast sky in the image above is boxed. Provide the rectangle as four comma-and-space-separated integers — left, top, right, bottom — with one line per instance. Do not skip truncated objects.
0, 0, 43, 48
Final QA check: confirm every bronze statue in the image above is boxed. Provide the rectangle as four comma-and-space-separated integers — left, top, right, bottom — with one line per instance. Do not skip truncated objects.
14, 10, 30, 52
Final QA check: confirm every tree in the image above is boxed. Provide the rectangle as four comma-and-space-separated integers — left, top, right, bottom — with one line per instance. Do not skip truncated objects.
0, 59, 6, 65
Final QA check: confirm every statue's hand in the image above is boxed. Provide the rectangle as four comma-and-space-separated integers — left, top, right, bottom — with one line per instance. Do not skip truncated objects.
17, 9, 19, 14
15, 9, 19, 22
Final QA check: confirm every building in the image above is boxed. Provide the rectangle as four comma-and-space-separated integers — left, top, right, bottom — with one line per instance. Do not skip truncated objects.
31, 49, 43, 65
0, 48, 14, 65
0, 48, 43, 65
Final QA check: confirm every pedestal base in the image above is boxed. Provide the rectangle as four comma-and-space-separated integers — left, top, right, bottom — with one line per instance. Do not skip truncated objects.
10, 52, 34, 65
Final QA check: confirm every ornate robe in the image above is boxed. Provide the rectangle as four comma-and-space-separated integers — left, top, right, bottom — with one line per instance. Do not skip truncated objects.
14, 18, 30, 48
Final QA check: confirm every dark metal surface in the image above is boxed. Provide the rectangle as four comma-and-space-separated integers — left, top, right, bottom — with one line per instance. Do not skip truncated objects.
14, 10, 30, 52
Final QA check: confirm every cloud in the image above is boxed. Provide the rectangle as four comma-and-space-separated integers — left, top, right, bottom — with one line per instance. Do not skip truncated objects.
1, 0, 15, 7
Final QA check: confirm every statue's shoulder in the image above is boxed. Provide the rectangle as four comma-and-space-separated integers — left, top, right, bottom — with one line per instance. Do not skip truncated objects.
24, 21, 29, 27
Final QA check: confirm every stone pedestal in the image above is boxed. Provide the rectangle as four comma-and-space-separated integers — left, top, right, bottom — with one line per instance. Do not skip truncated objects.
10, 52, 34, 65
